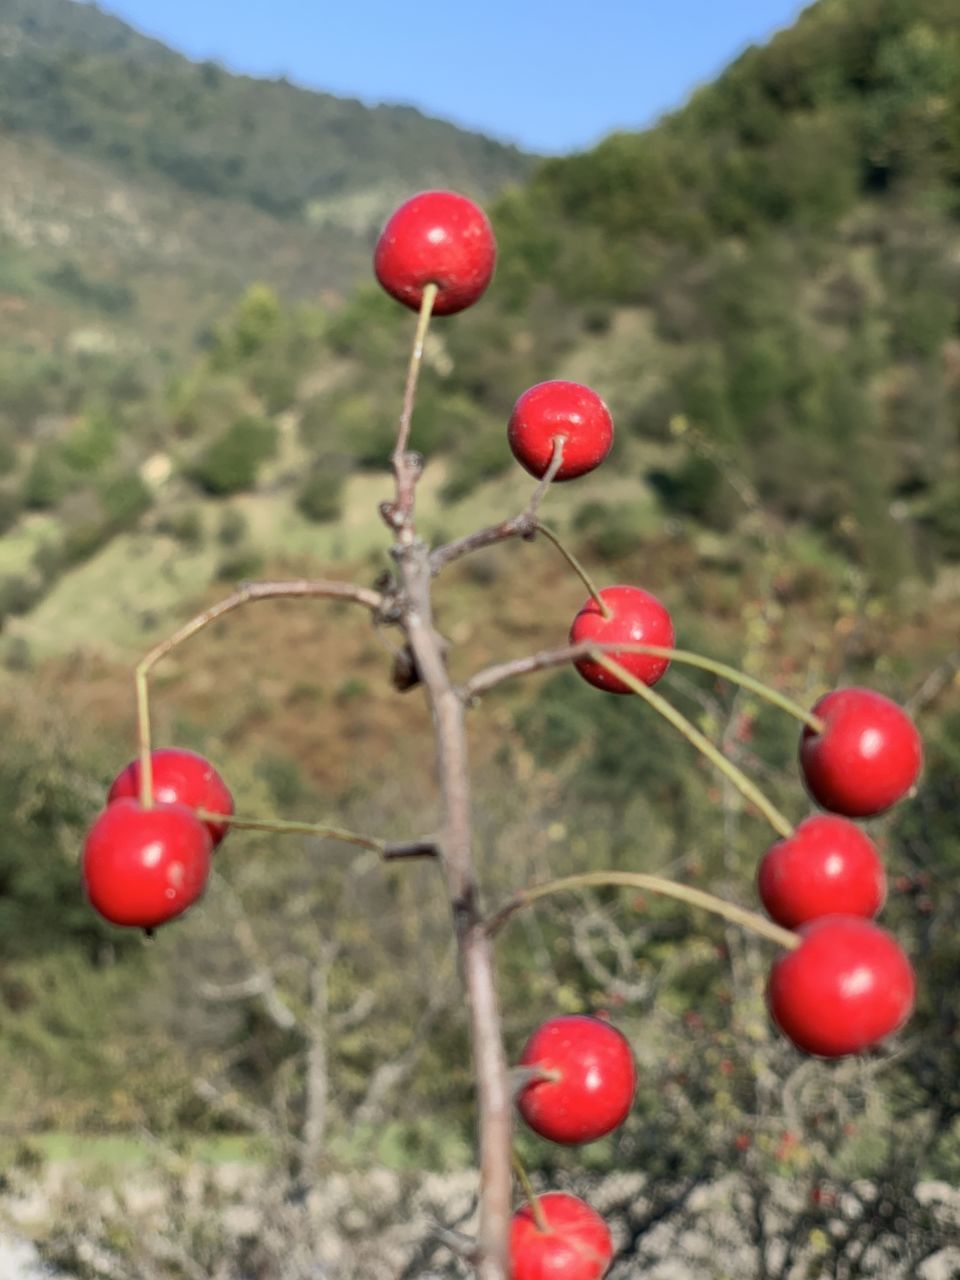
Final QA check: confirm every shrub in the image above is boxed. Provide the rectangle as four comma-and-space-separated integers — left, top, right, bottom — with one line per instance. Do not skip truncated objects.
191, 416, 278, 496
296, 465, 345, 524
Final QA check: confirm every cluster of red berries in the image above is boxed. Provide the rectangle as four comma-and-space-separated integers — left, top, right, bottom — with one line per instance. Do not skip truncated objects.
375, 191, 925, 1277
83, 749, 233, 929
509, 1014, 634, 1279
79, 192, 927, 1280
761, 687, 920, 1057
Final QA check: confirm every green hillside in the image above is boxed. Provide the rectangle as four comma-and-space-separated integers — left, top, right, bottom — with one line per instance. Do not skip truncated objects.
0, 5, 959, 1272
0, 0, 530, 219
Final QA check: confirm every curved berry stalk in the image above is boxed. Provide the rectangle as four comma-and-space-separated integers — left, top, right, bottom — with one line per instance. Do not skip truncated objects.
131, 579, 383, 809
463, 636, 825, 736
589, 652, 795, 839
487, 870, 798, 951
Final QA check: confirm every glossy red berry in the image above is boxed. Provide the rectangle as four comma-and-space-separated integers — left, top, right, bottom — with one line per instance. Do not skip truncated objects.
570, 585, 674, 694
767, 916, 915, 1057
83, 798, 213, 929
510, 1192, 613, 1280
799, 688, 922, 817
374, 190, 496, 315
517, 1015, 635, 1144
757, 815, 886, 929
108, 749, 234, 847
508, 381, 614, 481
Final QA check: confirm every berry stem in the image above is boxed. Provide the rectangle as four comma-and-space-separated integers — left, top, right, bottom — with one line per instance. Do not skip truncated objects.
527, 436, 565, 512
511, 1151, 549, 1234
509, 1065, 561, 1097
534, 522, 613, 620
394, 281, 438, 462
613, 647, 824, 732
463, 642, 823, 732
135, 665, 154, 809
591, 652, 795, 839
129, 579, 383, 815
488, 871, 799, 950
195, 808, 438, 859
386, 282, 439, 542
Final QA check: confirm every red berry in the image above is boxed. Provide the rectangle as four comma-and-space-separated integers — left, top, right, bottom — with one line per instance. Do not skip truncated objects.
83, 798, 213, 929
757, 815, 886, 928
517, 1015, 635, 1145
508, 381, 614, 481
374, 190, 496, 315
569, 585, 674, 694
799, 688, 922, 817
108, 749, 234, 847
510, 1192, 613, 1280
767, 917, 915, 1057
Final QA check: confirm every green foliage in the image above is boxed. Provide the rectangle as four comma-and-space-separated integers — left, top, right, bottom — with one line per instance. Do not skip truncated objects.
41, 260, 134, 315
648, 457, 736, 529
296, 464, 344, 524
60, 411, 118, 473
191, 416, 277, 496
570, 499, 658, 558
98, 471, 152, 530
155, 506, 205, 548
23, 445, 71, 509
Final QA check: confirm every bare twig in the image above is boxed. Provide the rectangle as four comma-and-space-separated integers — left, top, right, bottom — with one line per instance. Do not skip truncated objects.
429, 439, 565, 576
393, 539, 512, 1280
197, 807, 438, 859
382, 283, 438, 542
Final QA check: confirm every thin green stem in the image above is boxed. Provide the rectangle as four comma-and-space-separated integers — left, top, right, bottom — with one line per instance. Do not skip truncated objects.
196, 809, 386, 851
488, 871, 799, 951
196, 811, 438, 860
394, 281, 439, 463
463, 643, 825, 736
535, 522, 612, 619
128, 579, 381, 815
511, 1152, 548, 1233
135, 664, 154, 809
592, 652, 795, 839
600, 646, 822, 731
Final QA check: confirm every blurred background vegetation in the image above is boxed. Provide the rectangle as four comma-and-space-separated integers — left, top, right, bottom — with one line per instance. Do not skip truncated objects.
0, 0, 958, 1274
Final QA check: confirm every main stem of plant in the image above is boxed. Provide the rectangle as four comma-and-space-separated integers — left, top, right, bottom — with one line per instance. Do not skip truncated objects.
387, 291, 511, 1280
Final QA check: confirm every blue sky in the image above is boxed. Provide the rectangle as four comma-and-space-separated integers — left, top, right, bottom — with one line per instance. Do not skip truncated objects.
89, 1, 809, 154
